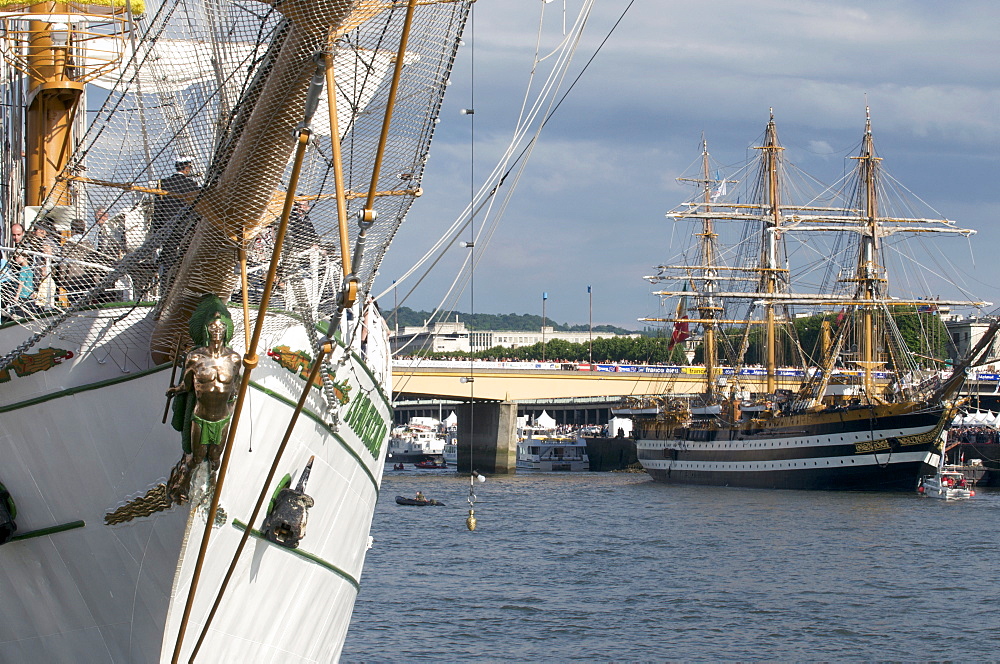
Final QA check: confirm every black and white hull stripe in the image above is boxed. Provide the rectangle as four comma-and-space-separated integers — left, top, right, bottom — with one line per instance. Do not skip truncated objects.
636, 410, 944, 491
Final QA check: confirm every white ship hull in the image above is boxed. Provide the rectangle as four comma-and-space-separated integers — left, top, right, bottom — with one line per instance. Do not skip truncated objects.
516, 458, 590, 472
0, 304, 391, 662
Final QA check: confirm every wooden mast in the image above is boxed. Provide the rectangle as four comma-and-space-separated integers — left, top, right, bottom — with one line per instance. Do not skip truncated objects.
852, 107, 884, 401
697, 139, 718, 400
759, 111, 783, 395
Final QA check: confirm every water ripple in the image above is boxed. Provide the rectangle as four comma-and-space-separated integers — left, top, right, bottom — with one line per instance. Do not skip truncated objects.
343, 471, 1000, 662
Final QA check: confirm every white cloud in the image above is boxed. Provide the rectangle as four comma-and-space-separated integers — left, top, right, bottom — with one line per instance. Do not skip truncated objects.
379, 0, 1000, 328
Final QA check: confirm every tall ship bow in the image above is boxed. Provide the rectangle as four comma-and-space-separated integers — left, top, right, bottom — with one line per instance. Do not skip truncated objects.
0, 0, 471, 661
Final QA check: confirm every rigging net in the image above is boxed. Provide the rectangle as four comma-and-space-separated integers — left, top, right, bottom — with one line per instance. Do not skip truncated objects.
0, 0, 472, 387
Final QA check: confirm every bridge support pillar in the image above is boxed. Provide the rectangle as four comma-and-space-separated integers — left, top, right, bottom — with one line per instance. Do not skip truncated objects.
456, 401, 517, 474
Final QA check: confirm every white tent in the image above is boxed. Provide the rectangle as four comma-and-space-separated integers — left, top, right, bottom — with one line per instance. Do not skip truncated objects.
535, 411, 557, 430
952, 410, 999, 429
443, 411, 458, 427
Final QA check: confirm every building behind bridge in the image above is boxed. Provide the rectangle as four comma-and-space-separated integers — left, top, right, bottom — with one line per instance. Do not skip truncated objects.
945, 316, 1000, 367
390, 319, 639, 356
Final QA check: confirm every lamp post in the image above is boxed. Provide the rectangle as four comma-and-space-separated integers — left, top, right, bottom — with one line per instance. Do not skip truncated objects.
541, 291, 548, 361
587, 285, 593, 365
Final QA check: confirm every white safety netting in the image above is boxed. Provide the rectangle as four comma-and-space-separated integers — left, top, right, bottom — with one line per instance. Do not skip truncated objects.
0, 0, 471, 369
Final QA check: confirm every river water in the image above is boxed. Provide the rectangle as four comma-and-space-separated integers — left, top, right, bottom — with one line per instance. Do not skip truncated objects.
342, 468, 1000, 662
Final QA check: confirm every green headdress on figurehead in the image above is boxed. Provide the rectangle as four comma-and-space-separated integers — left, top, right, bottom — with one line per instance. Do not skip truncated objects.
189, 294, 234, 346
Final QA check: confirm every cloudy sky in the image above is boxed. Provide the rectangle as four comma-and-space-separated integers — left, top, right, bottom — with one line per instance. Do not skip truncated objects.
376, 0, 1000, 330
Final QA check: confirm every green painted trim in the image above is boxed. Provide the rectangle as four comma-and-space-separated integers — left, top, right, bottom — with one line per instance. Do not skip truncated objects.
0, 364, 172, 414
248, 382, 380, 492
231, 519, 360, 590
0, 308, 388, 489
0, 366, 381, 492
10, 520, 86, 542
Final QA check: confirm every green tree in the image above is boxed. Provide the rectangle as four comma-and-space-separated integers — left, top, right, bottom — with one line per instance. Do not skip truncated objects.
384, 306, 638, 335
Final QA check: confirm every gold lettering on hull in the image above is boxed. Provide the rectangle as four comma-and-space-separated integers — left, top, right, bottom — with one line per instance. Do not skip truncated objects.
853, 416, 947, 454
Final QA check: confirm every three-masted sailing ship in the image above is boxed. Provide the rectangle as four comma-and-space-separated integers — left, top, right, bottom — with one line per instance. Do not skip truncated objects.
0, 0, 471, 661
618, 111, 999, 491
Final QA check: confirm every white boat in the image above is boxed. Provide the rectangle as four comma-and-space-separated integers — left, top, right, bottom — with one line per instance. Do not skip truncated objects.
517, 434, 590, 472
918, 449, 975, 500
0, 1, 471, 661
441, 414, 458, 464
442, 428, 459, 465
388, 419, 446, 463
918, 467, 975, 500
443, 441, 458, 465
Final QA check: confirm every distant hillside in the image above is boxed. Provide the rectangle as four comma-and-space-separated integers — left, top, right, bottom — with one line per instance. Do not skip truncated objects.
384, 306, 642, 336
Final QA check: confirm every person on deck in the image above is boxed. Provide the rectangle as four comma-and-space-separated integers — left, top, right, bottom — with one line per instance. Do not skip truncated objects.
0, 252, 36, 317
150, 156, 200, 292
9, 223, 24, 246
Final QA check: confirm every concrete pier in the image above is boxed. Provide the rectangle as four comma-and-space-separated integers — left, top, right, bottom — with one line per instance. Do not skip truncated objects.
584, 436, 639, 472
456, 401, 517, 474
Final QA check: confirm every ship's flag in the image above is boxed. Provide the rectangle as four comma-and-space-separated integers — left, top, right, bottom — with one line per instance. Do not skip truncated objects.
669, 316, 691, 351
668, 288, 690, 351
712, 170, 727, 201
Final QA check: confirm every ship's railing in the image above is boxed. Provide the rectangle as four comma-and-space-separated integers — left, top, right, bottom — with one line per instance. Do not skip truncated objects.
0, 245, 134, 322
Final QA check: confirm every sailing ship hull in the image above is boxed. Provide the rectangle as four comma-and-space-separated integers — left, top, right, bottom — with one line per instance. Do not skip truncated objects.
0, 306, 390, 662
634, 407, 944, 491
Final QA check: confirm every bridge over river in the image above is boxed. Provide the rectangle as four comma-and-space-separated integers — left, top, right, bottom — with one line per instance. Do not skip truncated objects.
393, 359, 875, 401
390, 359, 1000, 475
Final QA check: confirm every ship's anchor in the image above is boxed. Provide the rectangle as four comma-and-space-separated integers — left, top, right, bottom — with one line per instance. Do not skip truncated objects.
466, 470, 485, 531
262, 456, 315, 549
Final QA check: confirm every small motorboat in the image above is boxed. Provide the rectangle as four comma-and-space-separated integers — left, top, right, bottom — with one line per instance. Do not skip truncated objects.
918, 467, 974, 500
395, 496, 445, 506
413, 460, 447, 469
